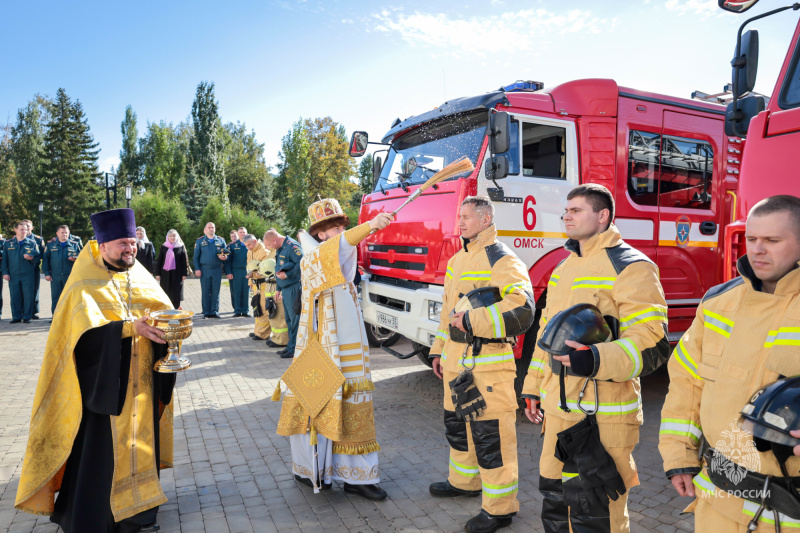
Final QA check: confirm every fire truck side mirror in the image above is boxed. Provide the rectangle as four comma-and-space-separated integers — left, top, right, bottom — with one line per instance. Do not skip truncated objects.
373, 156, 383, 184
717, 0, 759, 13
485, 155, 509, 181
349, 131, 369, 157
488, 112, 511, 155
725, 95, 766, 137
731, 29, 759, 98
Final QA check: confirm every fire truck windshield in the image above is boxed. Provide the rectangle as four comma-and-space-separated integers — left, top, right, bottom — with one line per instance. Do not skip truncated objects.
376, 111, 486, 192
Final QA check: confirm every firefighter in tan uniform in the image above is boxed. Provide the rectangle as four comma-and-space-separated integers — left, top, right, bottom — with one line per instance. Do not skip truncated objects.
659, 195, 800, 532
429, 196, 535, 533
522, 184, 670, 533
244, 234, 289, 347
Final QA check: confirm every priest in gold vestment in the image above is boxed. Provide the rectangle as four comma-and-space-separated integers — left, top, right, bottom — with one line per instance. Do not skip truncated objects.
15, 209, 177, 533
275, 198, 393, 501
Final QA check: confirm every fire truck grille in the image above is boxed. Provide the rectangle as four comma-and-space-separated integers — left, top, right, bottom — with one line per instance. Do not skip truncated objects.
371, 259, 425, 271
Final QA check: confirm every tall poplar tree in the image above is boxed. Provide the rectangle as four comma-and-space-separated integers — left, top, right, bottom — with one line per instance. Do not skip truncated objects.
39, 88, 102, 237
118, 105, 140, 187
189, 81, 227, 203
276, 120, 312, 232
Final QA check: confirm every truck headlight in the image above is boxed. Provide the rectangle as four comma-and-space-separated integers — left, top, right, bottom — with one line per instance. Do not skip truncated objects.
428, 301, 442, 320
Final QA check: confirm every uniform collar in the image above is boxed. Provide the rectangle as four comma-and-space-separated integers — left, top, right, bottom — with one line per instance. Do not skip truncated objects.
564, 224, 622, 257
737, 255, 800, 295
461, 224, 497, 253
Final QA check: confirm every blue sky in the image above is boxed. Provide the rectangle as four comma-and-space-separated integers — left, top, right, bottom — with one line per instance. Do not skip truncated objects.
2, 0, 797, 173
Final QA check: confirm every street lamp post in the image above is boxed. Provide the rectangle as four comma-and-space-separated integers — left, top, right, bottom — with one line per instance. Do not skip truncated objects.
125, 185, 132, 208
104, 172, 117, 209
38, 203, 43, 236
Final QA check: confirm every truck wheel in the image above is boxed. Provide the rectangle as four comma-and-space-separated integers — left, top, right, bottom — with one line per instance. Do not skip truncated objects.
365, 324, 401, 348
413, 342, 432, 368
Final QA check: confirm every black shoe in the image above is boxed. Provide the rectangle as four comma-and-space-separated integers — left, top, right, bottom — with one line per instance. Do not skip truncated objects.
429, 480, 481, 498
343, 482, 387, 501
249, 332, 255, 338
203, 315, 211, 319
465, 510, 513, 533
23, 319, 31, 324
132, 524, 160, 533
10, 319, 21, 324
276, 348, 289, 355
252, 335, 265, 341
32, 314, 40, 319
242, 313, 252, 318
280, 351, 295, 359
267, 339, 287, 348
294, 474, 331, 490
209, 313, 221, 318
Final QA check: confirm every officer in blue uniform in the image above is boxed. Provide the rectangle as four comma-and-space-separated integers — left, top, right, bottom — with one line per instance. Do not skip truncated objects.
42, 225, 81, 315
193, 222, 230, 319
1, 221, 41, 323
23, 219, 45, 319
264, 229, 303, 358
228, 227, 251, 317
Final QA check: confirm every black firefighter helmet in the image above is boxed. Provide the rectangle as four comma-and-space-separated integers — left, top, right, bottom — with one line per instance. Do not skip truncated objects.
537, 303, 613, 356
449, 286, 503, 344
741, 375, 800, 449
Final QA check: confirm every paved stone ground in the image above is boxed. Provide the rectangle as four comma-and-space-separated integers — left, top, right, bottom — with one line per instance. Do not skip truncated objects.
0, 277, 695, 532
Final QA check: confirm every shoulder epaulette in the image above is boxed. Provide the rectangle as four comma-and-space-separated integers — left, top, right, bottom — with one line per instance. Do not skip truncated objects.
605, 242, 653, 275
485, 242, 514, 268
702, 277, 745, 303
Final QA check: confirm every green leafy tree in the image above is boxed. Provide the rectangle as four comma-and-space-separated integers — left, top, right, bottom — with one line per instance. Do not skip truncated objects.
10, 94, 52, 216
117, 105, 140, 187
130, 192, 192, 247
222, 121, 284, 225
303, 117, 358, 202
39, 88, 103, 238
139, 121, 188, 199
357, 153, 374, 196
189, 81, 227, 204
275, 120, 312, 233
0, 124, 29, 235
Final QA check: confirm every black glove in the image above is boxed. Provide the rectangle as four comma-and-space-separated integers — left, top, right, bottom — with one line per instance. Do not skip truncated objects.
555, 416, 626, 509
449, 371, 486, 422
560, 459, 597, 516
251, 293, 263, 317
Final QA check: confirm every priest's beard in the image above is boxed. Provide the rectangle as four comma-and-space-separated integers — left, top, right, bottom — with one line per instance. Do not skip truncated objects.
105, 251, 135, 271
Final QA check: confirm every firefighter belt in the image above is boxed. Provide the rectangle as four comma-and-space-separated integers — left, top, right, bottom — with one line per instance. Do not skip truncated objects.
704, 448, 800, 521
444, 369, 519, 517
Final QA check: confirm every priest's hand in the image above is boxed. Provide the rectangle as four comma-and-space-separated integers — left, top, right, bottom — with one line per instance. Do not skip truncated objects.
368, 212, 394, 232
134, 316, 167, 344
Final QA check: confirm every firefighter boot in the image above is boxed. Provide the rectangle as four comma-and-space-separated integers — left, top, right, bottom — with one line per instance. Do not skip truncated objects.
465, 509, 513, 533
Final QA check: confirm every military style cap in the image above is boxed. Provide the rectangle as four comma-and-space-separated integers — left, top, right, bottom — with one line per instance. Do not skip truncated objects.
90, 208, 136, 244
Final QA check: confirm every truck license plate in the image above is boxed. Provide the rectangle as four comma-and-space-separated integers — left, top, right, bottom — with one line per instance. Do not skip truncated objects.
376, 312, 398, 330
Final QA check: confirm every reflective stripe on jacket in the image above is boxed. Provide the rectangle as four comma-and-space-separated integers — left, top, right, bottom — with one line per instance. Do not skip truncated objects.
659, 255, 800, 484
522, 224, 669, 426
430, 225, 534, 373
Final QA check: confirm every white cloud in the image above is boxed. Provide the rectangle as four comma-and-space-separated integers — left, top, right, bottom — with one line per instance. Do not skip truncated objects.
370, 8, 617, 58
664, 0, 721, 18
100, 156, 120, 173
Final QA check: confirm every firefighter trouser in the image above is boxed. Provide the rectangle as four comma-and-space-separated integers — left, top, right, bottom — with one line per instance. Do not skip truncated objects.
539, 414, 639, 533
443, 369, 519, 517
691, 483, 797, 532
268, 299, 289, 345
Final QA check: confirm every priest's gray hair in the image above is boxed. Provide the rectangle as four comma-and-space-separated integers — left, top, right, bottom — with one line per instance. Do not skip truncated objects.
243, 234, 257, 243
461, 196, 494, 222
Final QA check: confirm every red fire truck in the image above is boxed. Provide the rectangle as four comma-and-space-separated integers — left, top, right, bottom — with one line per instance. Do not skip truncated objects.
719, 0, 800, 279
349, 78, 740, 376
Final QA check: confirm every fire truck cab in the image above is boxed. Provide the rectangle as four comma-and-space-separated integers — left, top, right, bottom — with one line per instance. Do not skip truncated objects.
351, 78, 739, 365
